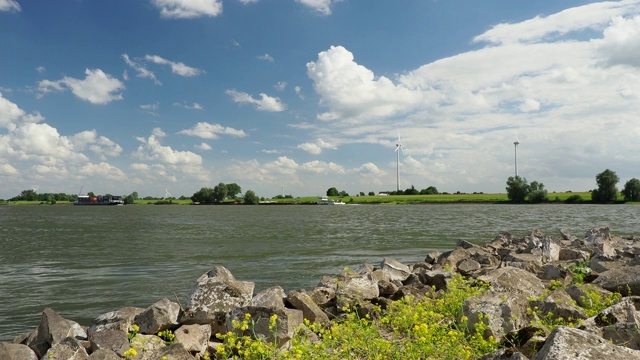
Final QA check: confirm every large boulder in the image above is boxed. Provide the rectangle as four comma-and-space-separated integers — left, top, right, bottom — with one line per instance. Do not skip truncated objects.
26, 308, 81, 358
173, 324, 211, 355
251, 286, 286, 309
529, 289, 587, 323
462, 292, 533, 341
593, 267, 640, 296
227, 306, 304, 348
287, 290, 330, 325
380, 258, 411, 282
88, 330, 129, 357
88, 307, 144, 336
531, 326, 640, 359
0, 343, 37, 360
333, 269, 379, 309
41, 337, 89, 360
478, 267, 546, 298
181, 266, 254, 325
133, 298, 181, 334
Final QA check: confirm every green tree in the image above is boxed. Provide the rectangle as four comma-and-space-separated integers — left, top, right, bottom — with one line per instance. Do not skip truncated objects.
591, 169, 620, 203
420, 186, 439, 195
131, 191, 139, 201
368, 191, 375, 196
528, 181, 548, 203
19, 189, 38, 201
326, 187, 339, 197
191, 187, 214, 204
243, 190, 260, 204
225, 183, 242, 199
213, 183, 228, 203
338, 190, 349, 197
622, 178, 640, 202
404, 185, 419, 195
124, 195, 135, 204
506, 176, 530, 203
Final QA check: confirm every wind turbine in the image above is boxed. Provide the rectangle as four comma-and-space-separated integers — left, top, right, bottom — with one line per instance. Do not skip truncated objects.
164, 188, 172, 199
395, 133, 404, 192
513, 132, 520, 178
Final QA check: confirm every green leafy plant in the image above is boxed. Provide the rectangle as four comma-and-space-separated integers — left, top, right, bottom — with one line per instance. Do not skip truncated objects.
157, 329, 175, 345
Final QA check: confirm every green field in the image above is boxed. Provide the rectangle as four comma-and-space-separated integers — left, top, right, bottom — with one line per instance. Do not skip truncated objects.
269, 191, 595, 205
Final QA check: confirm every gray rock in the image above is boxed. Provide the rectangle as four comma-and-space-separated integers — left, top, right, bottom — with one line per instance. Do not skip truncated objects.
542, 237, 561, 263
143, 343, 197, 360
182, 266, 254, 325
87, 348, 121, 360
309, 287, 335, 309
418, 269, 451, 291
590, 255, 624, 273
88, 307, 144, 337
133, 298, 181, 335
173, 324, 210, 355
585, 226, 611, 243
462, 292, 533, 341
287, 290, 330, 325
335, 275, 379, 309
377, 279, 399, 297
593, 267, 640, 296
251, 286, 286, 309
38, 308, 75, 346
457, 258, 482, 276
129, 334, 166, 356
501, 253, 543, 274
602, 322, 640, 350
531, 326, 640, 360
42, 337, 89, 360
227, 306, 304, 348
478, 266, 546, 298
380, 257, 411, 282
0, 343, 37, 360
529, 289, 587, 323
424, 251, 442, 264
88, 329, 129, 357
565, 284, 612, 308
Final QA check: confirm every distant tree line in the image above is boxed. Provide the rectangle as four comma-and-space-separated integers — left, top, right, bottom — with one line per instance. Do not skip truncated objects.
190, 183, 259, 205
326, 185, 440, 197
505, 168, 640, 204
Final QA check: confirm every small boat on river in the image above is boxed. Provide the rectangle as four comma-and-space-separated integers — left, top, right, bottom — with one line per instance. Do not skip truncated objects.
317, 197, 346, 205
73, 195, 124, 205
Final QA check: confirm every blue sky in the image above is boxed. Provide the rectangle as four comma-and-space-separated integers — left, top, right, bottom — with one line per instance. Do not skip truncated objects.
2, 0, 640, 199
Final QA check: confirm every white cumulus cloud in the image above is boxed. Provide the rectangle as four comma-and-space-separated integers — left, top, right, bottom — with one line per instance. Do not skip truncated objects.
178, 122, 247, 139
134, 130, 202, 165
226, 89, 286, 112
297, 138, 336, 155
145, 54, 204, 77
152, 0, 222, 18
0, 0, 20, 12
296, 0, 340, 15
38, 69, 125, 104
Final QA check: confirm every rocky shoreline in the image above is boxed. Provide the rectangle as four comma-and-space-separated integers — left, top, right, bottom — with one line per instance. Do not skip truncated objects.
3, 226, 640, 359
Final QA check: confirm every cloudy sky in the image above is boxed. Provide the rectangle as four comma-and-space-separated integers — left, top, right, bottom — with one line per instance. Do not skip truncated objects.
2, 0, 640, 199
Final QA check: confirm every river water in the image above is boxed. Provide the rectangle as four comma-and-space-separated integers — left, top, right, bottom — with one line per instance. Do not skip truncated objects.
1, 204, 639, 341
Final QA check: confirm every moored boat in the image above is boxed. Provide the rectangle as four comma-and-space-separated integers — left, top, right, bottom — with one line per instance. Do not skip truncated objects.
73, 195, 124, 205
317, 197, 346, 205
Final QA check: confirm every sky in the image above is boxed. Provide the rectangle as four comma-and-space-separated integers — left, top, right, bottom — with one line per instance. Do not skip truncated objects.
2, 0, 640, 199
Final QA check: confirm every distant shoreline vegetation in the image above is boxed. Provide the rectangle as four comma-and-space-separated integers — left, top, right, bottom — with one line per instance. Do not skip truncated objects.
0, 191, 628, 206
5, 167, 640, 205
3, 168, 638, 206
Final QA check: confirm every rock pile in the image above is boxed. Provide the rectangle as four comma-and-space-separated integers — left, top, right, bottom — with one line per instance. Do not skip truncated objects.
3, 226, 640, 359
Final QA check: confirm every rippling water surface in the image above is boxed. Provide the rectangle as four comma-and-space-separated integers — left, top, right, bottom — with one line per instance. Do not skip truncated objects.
1, 204, 639, 340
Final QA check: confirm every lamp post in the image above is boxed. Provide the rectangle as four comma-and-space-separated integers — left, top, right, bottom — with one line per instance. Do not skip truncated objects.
514, 140, 520, 177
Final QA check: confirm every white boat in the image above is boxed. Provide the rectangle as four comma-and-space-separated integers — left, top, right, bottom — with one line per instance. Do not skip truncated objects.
317, 197, 346, 205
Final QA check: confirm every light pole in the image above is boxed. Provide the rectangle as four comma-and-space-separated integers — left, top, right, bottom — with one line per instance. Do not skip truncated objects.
514, 140, 520, 177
